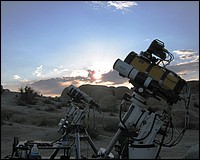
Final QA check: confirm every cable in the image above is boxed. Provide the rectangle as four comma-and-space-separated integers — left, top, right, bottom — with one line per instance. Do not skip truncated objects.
155, 117, 170, 159
155, 85, 190, 148
119, 100, 128, 130
119, 138, 129, 159
131, 114, 157, 141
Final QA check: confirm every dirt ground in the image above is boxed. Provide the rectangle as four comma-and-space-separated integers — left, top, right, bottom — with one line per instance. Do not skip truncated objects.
1, 123, 199, 159
1, 91, 199, 159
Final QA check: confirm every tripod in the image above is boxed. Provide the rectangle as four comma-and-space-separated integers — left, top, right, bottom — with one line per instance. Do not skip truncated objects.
56, 100, 99, 159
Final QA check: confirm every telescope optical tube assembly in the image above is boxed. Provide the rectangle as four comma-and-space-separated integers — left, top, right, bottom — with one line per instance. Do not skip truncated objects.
113, 58, 181, 105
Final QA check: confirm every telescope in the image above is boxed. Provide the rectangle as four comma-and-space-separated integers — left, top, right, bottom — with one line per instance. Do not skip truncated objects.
68, 84, 101, 112
113, 39, 186, 105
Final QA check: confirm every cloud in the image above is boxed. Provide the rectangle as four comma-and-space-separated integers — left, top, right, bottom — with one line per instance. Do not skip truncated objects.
89, 1, 137, 12
144, 38, 150, 42
107, 1, 137, 10
13, 75, 30, 84
33, 65, 43, 77
13, 75, 21, 80
191, 55, 199, 62
101, 70, 128, 84
27, 69, 129, 96
173, 49, 196, 55
173, 49, 198, 60
69, 70, 88, 78
14, 59, 199, 96
29, 76, 91, 96
168, 61, 199, 81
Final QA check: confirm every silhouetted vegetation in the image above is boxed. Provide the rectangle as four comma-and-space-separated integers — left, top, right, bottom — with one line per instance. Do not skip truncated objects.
17, 86, 39, 105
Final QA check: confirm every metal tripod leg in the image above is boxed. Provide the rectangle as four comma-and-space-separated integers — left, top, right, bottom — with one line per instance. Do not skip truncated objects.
75, 132, 81, 159
86, 136, 98, 155
50, 149, 59, 159
103, 129, 122, 158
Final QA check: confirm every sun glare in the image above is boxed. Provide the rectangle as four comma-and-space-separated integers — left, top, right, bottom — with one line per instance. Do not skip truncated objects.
93, 71, 102, 80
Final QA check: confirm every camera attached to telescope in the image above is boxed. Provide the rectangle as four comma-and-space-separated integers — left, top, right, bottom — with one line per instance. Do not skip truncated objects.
113, 39, 186, 105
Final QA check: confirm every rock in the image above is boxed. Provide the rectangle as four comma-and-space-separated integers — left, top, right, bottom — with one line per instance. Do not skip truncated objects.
171, 109, 199, 129
183, 143, 199, 159
99, 95, 117, 111
1, 85, 5, 93
92, 90, 113, 103
80, 84, 113, 96
60, 87, 70, 102
115, 86, 130, 99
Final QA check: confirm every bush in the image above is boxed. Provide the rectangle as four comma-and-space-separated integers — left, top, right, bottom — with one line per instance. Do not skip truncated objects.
17, 86, 38, 105
10, 115, 27, 124
56, 103, 63, 109
103, 119, 119, 132
31, 117, 58, 127
44, 106, 55, 112
1, 109, 13, 125
85, 124, 100, 139
43, 99, 52, 104
36, 117, 49, 126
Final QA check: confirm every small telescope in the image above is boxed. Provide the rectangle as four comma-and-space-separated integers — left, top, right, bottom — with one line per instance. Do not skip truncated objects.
68, 84, 101, 112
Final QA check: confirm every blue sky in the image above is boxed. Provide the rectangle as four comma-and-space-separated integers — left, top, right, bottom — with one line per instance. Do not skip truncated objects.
1, 1, 199, 96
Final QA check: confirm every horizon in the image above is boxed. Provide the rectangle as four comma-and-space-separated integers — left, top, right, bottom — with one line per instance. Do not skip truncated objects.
1, 1, 199, 96
2, 79, 199, 97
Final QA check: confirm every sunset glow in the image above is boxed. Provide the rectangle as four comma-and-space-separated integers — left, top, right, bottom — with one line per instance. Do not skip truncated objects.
92, 71, 102, 81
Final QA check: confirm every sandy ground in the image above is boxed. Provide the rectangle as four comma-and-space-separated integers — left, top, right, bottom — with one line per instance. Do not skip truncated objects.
1, 91, 199, 159
1, 122, 199, 159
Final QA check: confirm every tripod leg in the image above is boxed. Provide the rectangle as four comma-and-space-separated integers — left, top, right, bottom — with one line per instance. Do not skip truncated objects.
75, 132, 81, 159
50, 149, 59, 159
86, 135, 98, 155
12, 137, 19, 157
103, 129, 122, 158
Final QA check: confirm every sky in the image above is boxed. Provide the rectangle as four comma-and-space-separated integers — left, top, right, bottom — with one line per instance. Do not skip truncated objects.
1, 1, 199, 96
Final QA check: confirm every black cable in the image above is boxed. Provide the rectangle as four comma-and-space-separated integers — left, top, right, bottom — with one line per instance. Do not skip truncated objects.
132, 114, 157, 141
119, 101, 128, 130
155, 119, 170, 159
50, 132, 67, 145
119, 138, 129, 159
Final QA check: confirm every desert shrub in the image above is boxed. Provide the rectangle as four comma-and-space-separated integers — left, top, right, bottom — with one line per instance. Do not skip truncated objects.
35, 106, 42, 110
17, 99, 27, 106
43, 99, 52, 104
103, 119, 119, 132
17, 86, 38, 105
85, 124, 100, 139
1, 109, 13, 125
10, 115, 27, 124
45, 106, 55, 112
53, 96, 61, 102
32, 117, 58, 127
56, 103, 63, 109
81, 117, 101, 139
1, 109, 13, 120
36, 117, 49, 126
